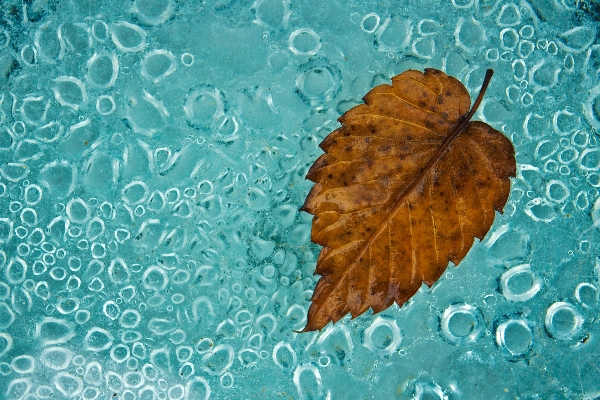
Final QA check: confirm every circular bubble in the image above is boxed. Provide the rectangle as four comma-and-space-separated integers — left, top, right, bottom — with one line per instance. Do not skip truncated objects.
23, 184, 42, 206
142, 266, 169, 291
181, 53, 194, 66
175, 346, 193, 363
184, 85, 227, 130
545, 180, 570, 203
172, 270, 190, 285
66, 198, 91, 224
363, 316, 402, 356
91, 243, 106, 259
126, 356, 139, 371
171, 293, 185, 304
111, 344, 131, 364
500, 28, 519, 50
75, 310, 90, 324
439, 304, 486, 345
288, 28, 321, 56
169, 383, 185, 399
519, 25, 534, 39
545, 302, 583, 341
96, 95, 116, 116
558, 147, 579, 164
559, 165, 570, 175
108, 258, 130, 285
57, 297, 80, 314
132, 342, 147, 359
518, 40, 535, 58
17, 243, 30, 257
360, 13, 380, 34
66, 275, 81, 291
103, 301, 120, 320
0, 362, 11, 375
295, 58, 341, 105
72, 355, 85, 367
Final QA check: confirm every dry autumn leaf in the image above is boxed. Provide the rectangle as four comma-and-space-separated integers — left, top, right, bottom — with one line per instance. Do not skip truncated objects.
300, 68, 516, 332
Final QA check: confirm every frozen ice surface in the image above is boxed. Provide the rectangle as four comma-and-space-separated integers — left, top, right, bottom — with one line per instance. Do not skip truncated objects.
0, 0, 599, 398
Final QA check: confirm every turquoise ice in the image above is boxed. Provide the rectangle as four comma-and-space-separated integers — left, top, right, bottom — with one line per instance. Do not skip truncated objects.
0, 0, 599, 398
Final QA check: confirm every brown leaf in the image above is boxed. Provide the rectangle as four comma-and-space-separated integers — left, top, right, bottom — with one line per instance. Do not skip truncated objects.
300, 68, 516, 332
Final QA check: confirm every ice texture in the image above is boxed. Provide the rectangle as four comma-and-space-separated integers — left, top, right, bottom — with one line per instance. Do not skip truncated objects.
0, 0, 600, 398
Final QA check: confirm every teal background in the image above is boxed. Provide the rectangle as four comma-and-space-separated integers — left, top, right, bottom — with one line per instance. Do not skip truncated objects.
0, 0, 600, 398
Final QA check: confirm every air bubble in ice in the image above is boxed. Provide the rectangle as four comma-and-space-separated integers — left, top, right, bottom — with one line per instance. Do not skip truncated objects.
42, 346, 73, 370
35, 317, 75, 346
84, 327, 114, 351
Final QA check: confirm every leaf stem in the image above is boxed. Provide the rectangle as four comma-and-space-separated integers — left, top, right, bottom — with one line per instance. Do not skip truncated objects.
446, 68, 494, 143
464, 68, 494, 123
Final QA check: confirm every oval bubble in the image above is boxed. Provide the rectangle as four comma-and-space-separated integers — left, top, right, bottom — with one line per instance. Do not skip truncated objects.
495, 316, 534, 361
11, 355, 34, 374
575, 283, 599, 309
132, 0, 174, 25
293, 363, 323, 400
84, 327, 113, 351
500, 264, 542, 302
272, 341, 297, 371
288, 28, 321, 56
141, 49, 177, 83
42, 346, 73, 370
110, 21, 147, 52
53, 76, 87, 111
86, 52, 119, 88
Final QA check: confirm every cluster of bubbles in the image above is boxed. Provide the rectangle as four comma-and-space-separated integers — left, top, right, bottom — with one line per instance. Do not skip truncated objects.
0, 0, 599, 398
